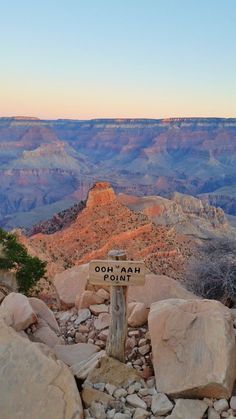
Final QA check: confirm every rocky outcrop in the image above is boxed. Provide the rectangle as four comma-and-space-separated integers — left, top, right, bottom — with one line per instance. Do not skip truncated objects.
148, 299, 236, 399
24, 183, 189, 283
0, 319, 83, 419
86, 182, 117, 208
119, 191, 230, 240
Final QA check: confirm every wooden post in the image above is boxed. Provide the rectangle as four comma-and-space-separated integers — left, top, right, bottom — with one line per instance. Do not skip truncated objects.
106, 249, 127, 362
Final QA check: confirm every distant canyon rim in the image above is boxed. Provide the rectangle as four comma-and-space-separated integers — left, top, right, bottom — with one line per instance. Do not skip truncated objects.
1, 116, 236, 229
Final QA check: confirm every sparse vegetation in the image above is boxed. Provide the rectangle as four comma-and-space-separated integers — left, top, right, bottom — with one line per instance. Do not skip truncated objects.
186, 237, 236, 306
0, 228, 46, 295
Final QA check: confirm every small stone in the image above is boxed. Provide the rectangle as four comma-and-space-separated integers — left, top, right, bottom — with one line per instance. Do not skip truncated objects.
204, 398, 214, 407
151, 393, 173, 415
127, 384, 135, 394
93, 382, 105, 392
106, 409, 116, 419
78, 324, 90, 333
89, 304, 108, 315
138, 338, 147, 347
90, 401, 105, 419
94, 313, 110, 330
126, 394, 147, 410
230, 396, 236, 410
133, 408, 150, 419
213, 399, 229, 413
114, 414, 131, 419
146, 377, 155, 388
138, 388, 149, 397
208, 407, 220, 419
75, 332, 87, 343
167, 399, 208, 419
138, 344, 150, 356
98, 329, 109, 341
221, 412, 229, 418
128, 330, 140, 337
133, 382, 142, 392
105, 383, 117, 396
75, 308, 91, 325
114, 388, 128, 399
96, 288, 110, 301
95, 340, 105, 348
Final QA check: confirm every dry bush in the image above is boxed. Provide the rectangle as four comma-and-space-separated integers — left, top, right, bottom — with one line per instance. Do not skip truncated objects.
185, 238, 236, 306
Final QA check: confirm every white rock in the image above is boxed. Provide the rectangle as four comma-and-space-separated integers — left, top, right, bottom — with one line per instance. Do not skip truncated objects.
166, 398, 208, 419
133, 408, 149, 419
89, 304, 108, 315
105, 383, 117, 396
75, 308, 91, 325
213, 399, 229, 413
107, 409, 116, 419
0, 292, 37, 331
90, 401, 106, 419
230, 396, 236, 410
151, 393, 173, 415
126, 394, 147, 409
114, 388, 128, 398
208, 408, 220, 419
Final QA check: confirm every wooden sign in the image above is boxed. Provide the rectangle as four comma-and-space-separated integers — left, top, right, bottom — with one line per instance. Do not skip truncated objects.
89, 260, 146, 286
88, 250, 146, 363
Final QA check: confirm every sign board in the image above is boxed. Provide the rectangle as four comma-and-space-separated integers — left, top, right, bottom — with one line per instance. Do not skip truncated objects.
89, 260, 146, 286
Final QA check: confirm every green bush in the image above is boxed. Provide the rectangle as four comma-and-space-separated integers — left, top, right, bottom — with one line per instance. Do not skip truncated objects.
0, 228, 46, 295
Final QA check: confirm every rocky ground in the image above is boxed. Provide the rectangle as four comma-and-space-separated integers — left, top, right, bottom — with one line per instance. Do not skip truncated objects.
1, 289, 236, 418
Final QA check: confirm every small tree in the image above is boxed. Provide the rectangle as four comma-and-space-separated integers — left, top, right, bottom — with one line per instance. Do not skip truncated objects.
0, 228, 46, 295
185, 237, 236, 306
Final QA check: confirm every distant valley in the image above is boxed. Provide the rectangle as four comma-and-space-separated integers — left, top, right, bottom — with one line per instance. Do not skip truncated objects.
1, 116, 236, 228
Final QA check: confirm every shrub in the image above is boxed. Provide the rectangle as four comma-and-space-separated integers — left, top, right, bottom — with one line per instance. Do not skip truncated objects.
0, 228, 46, 295
185, 237, 236, 306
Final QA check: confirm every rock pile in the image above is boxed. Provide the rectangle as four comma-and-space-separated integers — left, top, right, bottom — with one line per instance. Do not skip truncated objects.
1, 283, 236, 418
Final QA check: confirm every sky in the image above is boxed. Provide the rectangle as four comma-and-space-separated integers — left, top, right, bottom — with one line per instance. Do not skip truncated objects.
0, 0, 235, 119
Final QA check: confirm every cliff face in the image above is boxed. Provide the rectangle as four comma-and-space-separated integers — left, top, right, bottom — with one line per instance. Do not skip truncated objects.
118, 191, 233, 240
1, 117, 236, 228
24, 183, 191, 279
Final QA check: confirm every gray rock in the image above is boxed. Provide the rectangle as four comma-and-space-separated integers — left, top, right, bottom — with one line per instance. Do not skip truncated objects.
208, 408, 220, 419
133, 407, 150, 419
213, 399, 229, 413
166, 398, 208, 419
90, 401, 106, 419
126, 394, 147, 409
151, 393, 173, 415
75, 308, 91, 325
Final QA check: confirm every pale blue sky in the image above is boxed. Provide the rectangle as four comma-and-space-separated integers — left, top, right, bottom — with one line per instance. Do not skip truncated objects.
0, 0, 235, 118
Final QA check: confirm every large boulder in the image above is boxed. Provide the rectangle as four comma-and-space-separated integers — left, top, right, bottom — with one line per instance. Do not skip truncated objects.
0, 292, 37, 331
0, 319, 83, 419
54, 264, 89, 307
128, 274, 199, 308
148, 299, 236, 399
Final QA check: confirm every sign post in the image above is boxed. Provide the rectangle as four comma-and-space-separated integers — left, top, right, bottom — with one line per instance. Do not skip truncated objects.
89, 249, 145, 363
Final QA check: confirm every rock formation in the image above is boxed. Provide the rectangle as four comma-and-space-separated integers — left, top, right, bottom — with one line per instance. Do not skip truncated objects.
23, 182, 190, 282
